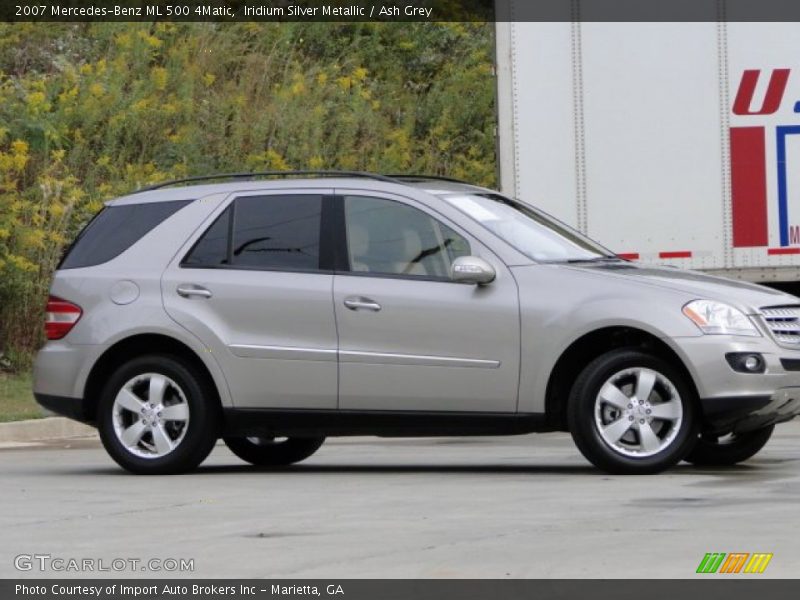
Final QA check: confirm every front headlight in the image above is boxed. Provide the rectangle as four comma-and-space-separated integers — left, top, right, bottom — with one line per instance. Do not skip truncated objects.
682, 300, 760, 337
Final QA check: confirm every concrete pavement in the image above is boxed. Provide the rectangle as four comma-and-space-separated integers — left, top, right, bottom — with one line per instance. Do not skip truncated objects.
1, 422, 799, 579
0, 417, 94, 444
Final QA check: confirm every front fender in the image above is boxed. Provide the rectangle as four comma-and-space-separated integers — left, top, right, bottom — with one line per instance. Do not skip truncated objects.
512, 265, 700, 413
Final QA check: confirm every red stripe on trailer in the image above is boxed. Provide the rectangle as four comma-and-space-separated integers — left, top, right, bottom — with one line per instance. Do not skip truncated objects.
617, 253, 640, 260
659, 251, 693, 259
767, 247, 800, 255
730, 127, 769, 247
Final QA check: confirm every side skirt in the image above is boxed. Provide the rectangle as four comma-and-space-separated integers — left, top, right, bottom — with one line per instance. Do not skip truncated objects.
222, 408, 553, 438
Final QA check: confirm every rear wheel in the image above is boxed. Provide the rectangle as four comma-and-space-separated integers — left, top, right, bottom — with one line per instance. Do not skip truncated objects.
685, 426, 774, 466
568, 349, 697, 474
224, 436, 325, 466
98, 355, 220, 475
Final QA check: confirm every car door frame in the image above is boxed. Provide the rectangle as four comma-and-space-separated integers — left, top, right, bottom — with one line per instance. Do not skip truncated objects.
330, 187, 523, 413
161, 186, 341, 410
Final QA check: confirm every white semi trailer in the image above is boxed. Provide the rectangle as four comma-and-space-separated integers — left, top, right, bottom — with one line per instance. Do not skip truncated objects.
495, 15, 800, 285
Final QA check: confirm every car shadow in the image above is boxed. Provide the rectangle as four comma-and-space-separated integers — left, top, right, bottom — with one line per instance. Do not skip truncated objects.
61, 461, 765, 477
63, 462, 603, 476
198, 463, 603, 475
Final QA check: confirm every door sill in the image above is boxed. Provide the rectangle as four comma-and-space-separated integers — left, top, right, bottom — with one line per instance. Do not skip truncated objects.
222, 408, 552, 438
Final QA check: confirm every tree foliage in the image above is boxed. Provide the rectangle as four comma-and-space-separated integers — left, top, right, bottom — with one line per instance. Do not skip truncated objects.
0, 22, 496, 366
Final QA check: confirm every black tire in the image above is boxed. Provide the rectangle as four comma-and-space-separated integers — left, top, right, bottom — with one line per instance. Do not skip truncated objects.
685, 425, 774, 466
568, 349, 698, 475
97, 354, 220, 475
223, 436, 325, 466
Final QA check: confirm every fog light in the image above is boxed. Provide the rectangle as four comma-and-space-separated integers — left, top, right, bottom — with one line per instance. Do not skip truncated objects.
726, 352, 766, 374
744, 355, 761, 371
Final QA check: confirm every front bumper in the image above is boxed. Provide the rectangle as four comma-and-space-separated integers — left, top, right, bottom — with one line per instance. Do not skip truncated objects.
672, 335, 800, 433
700, 388, 800, 434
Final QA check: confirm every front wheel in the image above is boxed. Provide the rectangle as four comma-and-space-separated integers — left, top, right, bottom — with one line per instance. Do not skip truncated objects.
223, 436, 325, 466
568, 349, 697, 475
684, 426, 774, 466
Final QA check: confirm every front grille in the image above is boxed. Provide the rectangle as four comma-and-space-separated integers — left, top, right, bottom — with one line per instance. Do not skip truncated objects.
761, 306, 800, 345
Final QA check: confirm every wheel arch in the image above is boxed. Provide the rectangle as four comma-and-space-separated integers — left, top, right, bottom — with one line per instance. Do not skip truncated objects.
544, 326, 700, 431
83, 333, 225, 424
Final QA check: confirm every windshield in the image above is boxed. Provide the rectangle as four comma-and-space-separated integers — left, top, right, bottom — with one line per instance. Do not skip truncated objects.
443, 193, 615, 263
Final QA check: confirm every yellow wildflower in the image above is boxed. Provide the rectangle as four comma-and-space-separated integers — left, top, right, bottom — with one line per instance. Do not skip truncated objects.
151, 67, 168, 91
291, 80, 306, 96
26, 91, 47, 111
337, 76, 351, 91
11, 140, 29, 156
115, 33, 132, 48
138, 31, 162, 48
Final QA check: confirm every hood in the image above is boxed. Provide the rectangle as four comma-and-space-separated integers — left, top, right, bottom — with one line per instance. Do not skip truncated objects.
558, 261, 797, 313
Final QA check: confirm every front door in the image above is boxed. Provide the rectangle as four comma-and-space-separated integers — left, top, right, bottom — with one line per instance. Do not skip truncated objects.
162, 190, 338, 409
333, 193, 520, 413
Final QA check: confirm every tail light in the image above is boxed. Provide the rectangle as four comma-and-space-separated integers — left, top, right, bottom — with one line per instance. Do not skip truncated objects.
45, 296, 82, 340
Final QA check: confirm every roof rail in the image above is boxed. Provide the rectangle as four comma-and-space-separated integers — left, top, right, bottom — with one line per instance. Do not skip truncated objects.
135, 170, 400, 193
383, 174, 472, 184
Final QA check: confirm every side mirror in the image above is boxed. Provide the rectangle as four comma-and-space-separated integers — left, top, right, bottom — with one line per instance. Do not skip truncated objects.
451, 256, 496, 285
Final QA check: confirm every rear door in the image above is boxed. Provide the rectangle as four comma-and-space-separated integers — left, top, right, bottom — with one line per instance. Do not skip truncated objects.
333, 191, 521, 413
162, 189, 338, 409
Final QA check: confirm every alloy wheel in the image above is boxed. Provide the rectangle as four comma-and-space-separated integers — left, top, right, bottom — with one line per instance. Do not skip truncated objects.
594, 367, 683, 458
112, 373, 190, 459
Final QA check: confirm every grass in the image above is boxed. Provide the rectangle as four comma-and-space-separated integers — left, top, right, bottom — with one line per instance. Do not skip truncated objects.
0, 371, 43, 423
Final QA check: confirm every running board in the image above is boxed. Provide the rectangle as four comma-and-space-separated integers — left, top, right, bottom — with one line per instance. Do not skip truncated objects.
222, 408, 552, 438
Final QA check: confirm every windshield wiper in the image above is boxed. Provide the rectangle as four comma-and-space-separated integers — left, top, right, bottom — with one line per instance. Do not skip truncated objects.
564, 256, 623, 264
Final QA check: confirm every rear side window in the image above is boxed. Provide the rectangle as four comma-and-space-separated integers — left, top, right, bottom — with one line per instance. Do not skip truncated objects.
183, 194, 323, 271
182, 207, 230, 267
60, 200, 192, 269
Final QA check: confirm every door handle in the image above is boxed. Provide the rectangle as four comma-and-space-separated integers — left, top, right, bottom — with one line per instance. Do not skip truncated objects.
343, 296, 381, 312
177, 284, 213, 299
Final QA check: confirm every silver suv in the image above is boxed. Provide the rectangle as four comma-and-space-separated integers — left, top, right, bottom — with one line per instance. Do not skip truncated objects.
34, 172, 800, 474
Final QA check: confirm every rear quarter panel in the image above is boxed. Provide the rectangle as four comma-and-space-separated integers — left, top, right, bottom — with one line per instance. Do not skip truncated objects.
46, 192, 235, 405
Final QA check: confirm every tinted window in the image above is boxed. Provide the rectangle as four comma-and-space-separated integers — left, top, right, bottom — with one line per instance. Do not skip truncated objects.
183, 207, 231, 267
60, 200, 191, 269
344, 196, 470, 279
233, 195, 321, 270
184, 195, 323, 271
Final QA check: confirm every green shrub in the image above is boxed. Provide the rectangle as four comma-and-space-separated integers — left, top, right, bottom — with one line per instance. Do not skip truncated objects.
0, 23, 496, 368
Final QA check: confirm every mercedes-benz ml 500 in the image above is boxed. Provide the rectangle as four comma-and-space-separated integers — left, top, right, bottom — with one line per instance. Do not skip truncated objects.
34, 173, 800, 474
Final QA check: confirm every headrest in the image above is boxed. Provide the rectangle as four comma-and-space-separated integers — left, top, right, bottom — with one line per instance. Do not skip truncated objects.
348, 223, 370, 256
